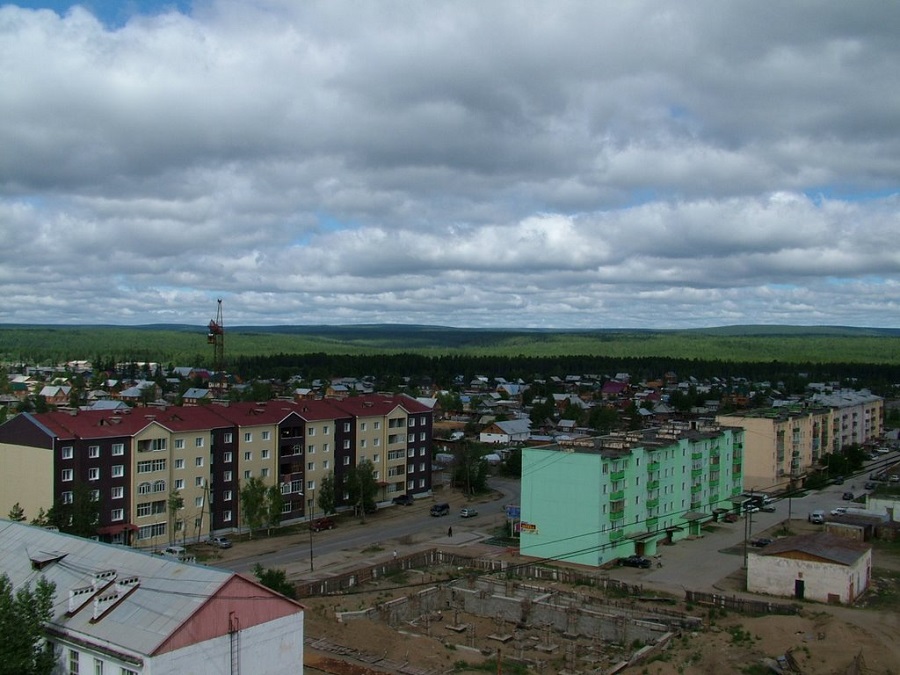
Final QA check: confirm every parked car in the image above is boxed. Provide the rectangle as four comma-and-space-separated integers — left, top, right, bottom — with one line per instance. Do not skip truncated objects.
723, 513, 740, 523
460, 507, 478, 518
392, 494, 415, 506
808, 510, 825, 524
864, 481, 876, 490
310, 517, 336, 532
842, 492, 855, 501
831, 507, 848, 516
750, 537, 773, 547
833, 476, 844, 485
160, 545, 187, 558
618, 555, 652, 569
760, 504, 777, 513
209, 536, 232, 549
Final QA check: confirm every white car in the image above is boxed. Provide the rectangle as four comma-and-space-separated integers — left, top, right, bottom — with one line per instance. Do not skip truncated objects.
460, 507, 478, 518
830, 507, 847, 516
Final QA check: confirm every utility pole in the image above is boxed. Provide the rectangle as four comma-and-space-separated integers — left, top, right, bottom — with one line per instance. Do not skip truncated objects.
308, 488, 315, 572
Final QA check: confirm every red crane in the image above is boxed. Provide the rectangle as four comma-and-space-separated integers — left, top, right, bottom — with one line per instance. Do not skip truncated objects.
207, 299, 225, 394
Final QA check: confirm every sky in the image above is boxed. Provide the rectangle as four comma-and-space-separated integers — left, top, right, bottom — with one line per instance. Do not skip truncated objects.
1, 1, 900, 329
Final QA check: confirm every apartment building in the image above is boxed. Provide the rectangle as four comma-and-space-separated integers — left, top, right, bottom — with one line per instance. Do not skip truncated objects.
717, 390, 883, 490
519, 422, 744, 567
0, 394, 433, 551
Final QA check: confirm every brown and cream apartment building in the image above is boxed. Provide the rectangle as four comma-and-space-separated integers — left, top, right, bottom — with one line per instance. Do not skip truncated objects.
0, 394, 433, 551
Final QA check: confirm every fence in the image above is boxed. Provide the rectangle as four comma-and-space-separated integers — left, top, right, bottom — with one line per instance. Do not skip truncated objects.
684, 590, 799, 615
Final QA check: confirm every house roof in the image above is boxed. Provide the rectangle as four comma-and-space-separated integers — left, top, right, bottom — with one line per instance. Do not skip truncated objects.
759, 532, 871, 565
0, 521, 301, 658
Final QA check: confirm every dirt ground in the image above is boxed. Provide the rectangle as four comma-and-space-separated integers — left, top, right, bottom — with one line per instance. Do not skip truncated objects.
294, 527, 900, 674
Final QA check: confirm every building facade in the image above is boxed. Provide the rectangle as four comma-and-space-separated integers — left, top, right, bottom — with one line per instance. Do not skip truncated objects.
0, 394, 433, 551
519, 422, 744, 567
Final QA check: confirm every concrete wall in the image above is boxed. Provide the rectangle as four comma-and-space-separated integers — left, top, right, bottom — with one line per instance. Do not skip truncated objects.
747, 550, 871, 604
0, 442, 53, 521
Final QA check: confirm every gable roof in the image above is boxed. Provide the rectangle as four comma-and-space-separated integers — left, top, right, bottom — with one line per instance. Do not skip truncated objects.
0, 521, 301, 658
759, 532, 871, 565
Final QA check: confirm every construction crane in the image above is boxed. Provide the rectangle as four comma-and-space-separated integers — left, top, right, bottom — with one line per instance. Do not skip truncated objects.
207, 299, 225, 395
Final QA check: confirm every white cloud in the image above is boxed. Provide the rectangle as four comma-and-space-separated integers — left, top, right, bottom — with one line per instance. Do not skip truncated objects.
0, 1, 899, 328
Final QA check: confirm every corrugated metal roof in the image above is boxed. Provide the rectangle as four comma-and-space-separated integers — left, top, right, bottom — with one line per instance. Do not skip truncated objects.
759, 532, 870, 566
0, 521, 231, 657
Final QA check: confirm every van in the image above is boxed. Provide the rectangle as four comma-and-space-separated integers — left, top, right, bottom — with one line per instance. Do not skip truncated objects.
430, 503, 450, 517
808, 510, 825, 524
161, 545, 187, 557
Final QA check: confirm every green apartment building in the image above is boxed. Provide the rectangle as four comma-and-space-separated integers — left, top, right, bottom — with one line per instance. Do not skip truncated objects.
520, 422, 745, 567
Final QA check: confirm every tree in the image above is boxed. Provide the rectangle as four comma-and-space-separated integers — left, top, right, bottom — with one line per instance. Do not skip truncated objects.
588, 405, 618, 434
7, 503, 25, 522
46, 482, 100, 538
167, 490, 184, 544
347, 459, 377, 522
455, 441, 489, 495
0, 573, 57, 675
252, 564, 296, 599
317, 471, 337, 516
264, 484, 284, 536
240, 476, 268, 539
499, 448, 521, 478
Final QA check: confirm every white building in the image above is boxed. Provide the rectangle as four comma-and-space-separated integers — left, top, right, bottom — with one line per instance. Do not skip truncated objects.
479, 418, 531, 444
747, 532, 871, 604
1, 521, 304, 674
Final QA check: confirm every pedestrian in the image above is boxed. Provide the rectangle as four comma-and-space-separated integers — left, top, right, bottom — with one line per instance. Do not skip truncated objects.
393, 550, 397, 560
448, 526, 453, 537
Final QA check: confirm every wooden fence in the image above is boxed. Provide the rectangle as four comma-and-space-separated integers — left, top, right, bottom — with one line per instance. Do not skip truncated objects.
684, 590, 800, 615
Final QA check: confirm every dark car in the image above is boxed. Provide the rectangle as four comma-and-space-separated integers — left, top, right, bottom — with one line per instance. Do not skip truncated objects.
842, 491, 854, 501
760, 504, 776, 513
834, 476, 845, 485
310, 517, 335, 532
618, 555, 652, 569
392, 494, 415, 506
864, 482, 876, 490
750, 537, 773, 547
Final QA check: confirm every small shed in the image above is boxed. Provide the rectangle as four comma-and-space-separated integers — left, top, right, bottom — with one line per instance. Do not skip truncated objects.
747, 532, 871, 604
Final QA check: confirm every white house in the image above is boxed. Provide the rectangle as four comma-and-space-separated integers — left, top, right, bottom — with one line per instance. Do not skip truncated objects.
1, 521, 304, 674
479, 418, 531, 444
747, 532, 871, 604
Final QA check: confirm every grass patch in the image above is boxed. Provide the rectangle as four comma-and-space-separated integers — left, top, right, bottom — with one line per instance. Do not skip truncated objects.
362, 544, 384, 554
857, 569, 900, 610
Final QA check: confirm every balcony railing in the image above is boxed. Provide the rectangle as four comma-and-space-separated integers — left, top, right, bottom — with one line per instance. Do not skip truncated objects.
646, 517, 658, 529
609, 490, 625, 502
648, 461, 660, 472
610, 470, 626, 482
647, 479, 660, 490
646, 498, 659, 509
609, 529, 624, 542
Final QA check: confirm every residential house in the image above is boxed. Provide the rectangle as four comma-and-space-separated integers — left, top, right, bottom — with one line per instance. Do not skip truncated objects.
480, 418, 531, 444
1, 521, 304, 674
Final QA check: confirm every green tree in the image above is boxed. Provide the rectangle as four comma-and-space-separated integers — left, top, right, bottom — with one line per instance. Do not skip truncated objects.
167, 490, 184, 545
0, 573, 57, 675
529, 396, 555, 428
264, 484, 284, 536
455, 441, 489, 495
240, 476, 268, 539
317, 472, 336, 516
252, 564, 296, 599
347, 459, 377, 522
46, 482, 100, 538
7, 503, 25, 522
499, 448, 521, 478
588, 405, 618, 434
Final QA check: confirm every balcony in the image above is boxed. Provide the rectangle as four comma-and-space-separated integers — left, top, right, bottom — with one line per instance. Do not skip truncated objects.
691, 468, 703, 479
690, 483, 702, 494
610, 470, 626, 482
646, 517, 658, 529
648, 461, 660, 472
609, 490, 625, 502
646, 498, 659, 509
609, 507, 625, 520
609, 529, 624, 542
647, 479, 660, 490
691, 452, 703, 461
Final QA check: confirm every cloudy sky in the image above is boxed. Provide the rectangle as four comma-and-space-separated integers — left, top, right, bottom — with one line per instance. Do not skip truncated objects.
2, 1, 899, 329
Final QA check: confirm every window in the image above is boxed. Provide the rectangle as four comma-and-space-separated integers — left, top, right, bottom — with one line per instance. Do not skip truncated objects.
112, 486, 123, 499
408, 418, 415, 427
90, 489, 99, 501
408, 434, 414, 443
93, 657, 103, 675
420, 432, 426, 441
174, 479, 184, 490
374, 421, 380, 430
62, 468, 73, 482
261, 449, 270, 459
360, 439, 367, 449
291, 479, 302, 493
307, 444, 316, 454
261, 467, 269, 477
195, 456, 204, 467
420, 416, 427, 425
69, 649, 79, 674
111, 443, 124, 456
111, 509, 123, 522
153, 479, 166, 493
195, 496, 204, 507
281, 482, 291, 495
244, 451, 252, 461
360, 422, 367, 431
121, 669, 138, 675
322, 443, 329, 453
261, 431, 271, 441
111, 465, 124, 478
244, 470, 251, 479
408, 448, 415, 457
224, 451, 232, 463
224, 432, 233, 443
420, 447, 426, 456
224, 471, 233, 481
137, 523, 166, 540
244, 432, 252, 442
175, 439, 185, 450
307, 461, 315, 471
224, 490, 232, 501
343, 456, 350, 466
195, 436, 204, 448
323, 459, 329, 470
408, 479, 415, 490
343, 422, 351, 432
420, 462, 426, 472
195, 476, 204, 487
88, 445, 100, 458
322, 425, 329, 435
138, 482, 151, 495
61, 446, 74, 460
175, 458, 185, 469
373, 438, 380, 447
343, 439, 350, 450
307, 480, 315, 490
307, 427, 315, 437
418, 478, 425, 488
282, 501, 292, 513
137, 459, 166, 473
62, 491, 73, 504
223, 510, 232, 522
